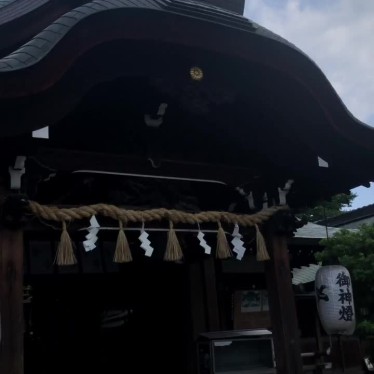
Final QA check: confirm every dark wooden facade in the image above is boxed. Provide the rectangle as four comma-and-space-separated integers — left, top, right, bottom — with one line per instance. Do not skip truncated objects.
0, 1, 373, 374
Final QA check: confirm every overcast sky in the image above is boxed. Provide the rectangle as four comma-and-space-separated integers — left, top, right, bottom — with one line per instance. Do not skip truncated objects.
244, 0, 374, 210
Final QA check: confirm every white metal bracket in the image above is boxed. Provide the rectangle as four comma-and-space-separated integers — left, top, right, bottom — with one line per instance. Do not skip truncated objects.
9, 156, 26, 190
236, 187, 256, 210
278, 179, 294, 205
144, 103, 168, 128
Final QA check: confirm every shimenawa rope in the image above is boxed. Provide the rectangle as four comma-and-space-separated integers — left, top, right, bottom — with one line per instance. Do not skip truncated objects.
28, 201, 287, 265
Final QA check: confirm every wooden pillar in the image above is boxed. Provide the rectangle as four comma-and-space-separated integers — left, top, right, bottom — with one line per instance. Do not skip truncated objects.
188, 262, 207, 339
0, 229, 24, 374
265, 232, 303, 374
203, 258, 220, 332
188, 258, 220, 337
188, 262, 206, 374
187, 258, 220, 374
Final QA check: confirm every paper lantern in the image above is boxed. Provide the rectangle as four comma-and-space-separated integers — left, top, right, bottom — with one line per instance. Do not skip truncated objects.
315, 265, 355, 335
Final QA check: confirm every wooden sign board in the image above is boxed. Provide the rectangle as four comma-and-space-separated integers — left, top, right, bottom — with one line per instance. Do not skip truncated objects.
233, 290, 271, 330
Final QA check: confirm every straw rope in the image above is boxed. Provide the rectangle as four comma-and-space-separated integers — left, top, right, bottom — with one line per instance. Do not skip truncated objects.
27, 201, 288, 265
28, 201, 288, 227
216, 221, 232, 259
55, 221, 77, 266
113, 221, 132, 263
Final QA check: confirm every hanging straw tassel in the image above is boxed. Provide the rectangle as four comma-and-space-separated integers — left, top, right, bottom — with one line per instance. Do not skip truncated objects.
164, 221, 183, 261
55, 221, 77, 266
114, 221, 133, 263
216, 221, 232, 259
255, 224, 270, 261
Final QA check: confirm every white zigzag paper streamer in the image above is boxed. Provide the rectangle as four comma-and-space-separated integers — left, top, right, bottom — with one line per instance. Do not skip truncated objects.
231, 224, 246, 260
139, 229, 154, 257
83, 215, 100, 252
197, 231, 211, 254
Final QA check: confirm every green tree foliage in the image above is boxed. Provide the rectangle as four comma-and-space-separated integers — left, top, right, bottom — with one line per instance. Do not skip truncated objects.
300, 193, 356, 222
316, 224, 374, 337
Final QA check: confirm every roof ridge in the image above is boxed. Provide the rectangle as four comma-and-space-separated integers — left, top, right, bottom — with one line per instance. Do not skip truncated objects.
318, 203, 374, 225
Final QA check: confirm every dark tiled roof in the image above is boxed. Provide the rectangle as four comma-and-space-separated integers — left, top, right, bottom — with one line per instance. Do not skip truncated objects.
0, 0, 294, 73
318, 204, 374, 227
292, 264, 321, 285
0, 0, 49, 25
0, 0, 16, 8
294, 222, 345, 239
202, 0, 244, 14
0, 0, 372, 171
0, 1, 153, 71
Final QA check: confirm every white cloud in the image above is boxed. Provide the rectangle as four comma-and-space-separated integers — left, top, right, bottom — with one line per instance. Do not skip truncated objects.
244, 0, 374, 209
343, 182, 374, 210
244, 0, 374, 126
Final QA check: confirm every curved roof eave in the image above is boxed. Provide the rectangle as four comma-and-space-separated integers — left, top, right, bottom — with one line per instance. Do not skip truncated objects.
0, 0, 372, 153
0, 0, 89, 59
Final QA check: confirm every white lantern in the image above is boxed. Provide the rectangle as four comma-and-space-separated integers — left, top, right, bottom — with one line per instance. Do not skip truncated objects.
315, 265, 355, 335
